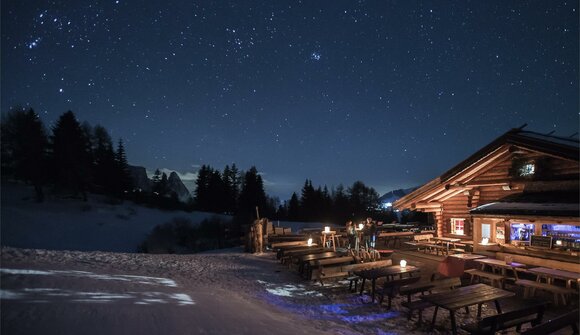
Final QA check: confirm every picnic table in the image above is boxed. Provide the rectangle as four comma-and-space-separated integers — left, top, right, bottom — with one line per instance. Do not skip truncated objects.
378, 231, 414, 248
420, 283, 515, 335
297, 252, 340, 276
354, 265, 419, 303
448, 253, 486, 260
528, 267, 580, 289
468, 258, 527, 288
432, 237, 461, 253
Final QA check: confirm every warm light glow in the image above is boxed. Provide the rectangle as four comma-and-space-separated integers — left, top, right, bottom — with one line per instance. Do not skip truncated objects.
307, 238, 313, 246
358, 223, 364, 230
556, 240, 563, 246
481, 238, 489, 245
324, 226, 330, 233
400, 259, 407, 268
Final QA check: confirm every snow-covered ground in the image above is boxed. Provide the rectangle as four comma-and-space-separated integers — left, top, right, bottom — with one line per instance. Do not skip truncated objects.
1, 182, 335, 253
1, 182, 233, 252
2, 183, 564, 335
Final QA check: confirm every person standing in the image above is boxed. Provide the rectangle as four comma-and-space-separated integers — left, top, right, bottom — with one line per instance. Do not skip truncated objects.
346, 221, 356, 249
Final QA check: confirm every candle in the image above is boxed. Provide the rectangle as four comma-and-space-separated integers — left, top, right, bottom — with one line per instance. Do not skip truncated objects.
400, 259, 407, 268
307, 238, 313, 246
556, 240, 563, 246
324, 226, 330, 233
481, 238, 489, 245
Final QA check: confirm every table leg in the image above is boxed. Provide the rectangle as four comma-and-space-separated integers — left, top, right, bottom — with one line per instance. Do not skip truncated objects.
371, 278, 376, 303
450, 310, 457, 335
359, 278, 366, 295
477, 304, 482, 318
430, 306, 439, 330
494, 299, 502, 314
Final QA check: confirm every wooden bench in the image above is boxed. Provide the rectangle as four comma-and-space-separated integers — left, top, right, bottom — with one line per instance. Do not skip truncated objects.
311, 256, 355, 282
317, 259, 393, 287
280, 247, 326, 265
515, 279, 577, 306
400, 277, 462, 321
377, 276, 421, 309
521, 308, 579, 335
460, 302, 548, 334
465, 269, 504, 288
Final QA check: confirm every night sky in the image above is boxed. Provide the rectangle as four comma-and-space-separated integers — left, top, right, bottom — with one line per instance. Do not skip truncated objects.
2, 1, 578, 200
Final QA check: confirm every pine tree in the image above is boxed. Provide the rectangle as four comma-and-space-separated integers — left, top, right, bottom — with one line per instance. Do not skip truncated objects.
0, 108, 48, 201
299, 179, 316, 221
287, 192, 300, 221
222, 164, 240, 214
113, 138, 133, 197
194, 165, 212, 211
51, 111, 91, 200
237, 166, 267, 221
92, 125, 116, 194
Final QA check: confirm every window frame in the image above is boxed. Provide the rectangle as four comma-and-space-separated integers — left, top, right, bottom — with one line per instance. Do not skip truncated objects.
450, 218, 465, 236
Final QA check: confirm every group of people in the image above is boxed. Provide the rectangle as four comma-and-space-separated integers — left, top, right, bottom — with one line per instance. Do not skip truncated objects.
345, 217, 377, 250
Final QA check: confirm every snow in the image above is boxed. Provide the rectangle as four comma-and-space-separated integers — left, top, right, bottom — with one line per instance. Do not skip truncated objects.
1, 182, 230, 252
1, 183, 565, 334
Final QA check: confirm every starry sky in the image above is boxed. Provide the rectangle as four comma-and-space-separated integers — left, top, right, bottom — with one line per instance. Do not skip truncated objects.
2, 1, 578, 200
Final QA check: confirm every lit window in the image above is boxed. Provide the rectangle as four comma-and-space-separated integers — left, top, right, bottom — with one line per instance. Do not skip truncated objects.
518, 162, 535, 177
482, 224, 491, 239
451, 218, 465, 235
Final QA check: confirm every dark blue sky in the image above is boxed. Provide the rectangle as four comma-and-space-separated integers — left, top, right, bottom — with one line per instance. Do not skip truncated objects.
2, 1, 578, 200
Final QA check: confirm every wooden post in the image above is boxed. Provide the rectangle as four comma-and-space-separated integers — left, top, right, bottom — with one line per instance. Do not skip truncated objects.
255, 206, 260, 220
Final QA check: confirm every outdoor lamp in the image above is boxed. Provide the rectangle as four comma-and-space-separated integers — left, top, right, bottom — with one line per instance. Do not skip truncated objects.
481, 238, 489, 245
556, 240, 563, 246
307, 237, 313, 246
324, 226, 330, 233
400, 259, 407, 268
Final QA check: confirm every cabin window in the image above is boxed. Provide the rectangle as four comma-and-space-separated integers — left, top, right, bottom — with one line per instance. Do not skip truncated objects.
482, 224, 491, 239
518, 162, 535, 177
451, 218, 465, 235
510, 223, 534, 242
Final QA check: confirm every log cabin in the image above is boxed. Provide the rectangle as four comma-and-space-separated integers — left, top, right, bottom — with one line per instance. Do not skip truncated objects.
394, 128, 579, 270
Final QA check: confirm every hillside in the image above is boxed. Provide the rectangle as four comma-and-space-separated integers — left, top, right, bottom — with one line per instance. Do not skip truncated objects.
0, 182, 229, 253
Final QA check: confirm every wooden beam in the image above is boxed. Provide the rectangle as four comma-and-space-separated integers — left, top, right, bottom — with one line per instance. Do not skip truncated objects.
437, 188, 465, 202
415, 202, 442, 209
446, 146, 511, 185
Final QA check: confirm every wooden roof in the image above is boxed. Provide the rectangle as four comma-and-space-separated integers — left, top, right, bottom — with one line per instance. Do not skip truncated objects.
394, 128, 580, 211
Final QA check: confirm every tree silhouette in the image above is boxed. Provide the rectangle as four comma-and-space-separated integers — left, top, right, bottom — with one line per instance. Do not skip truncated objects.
1, 108, 49, 201
348, 180, 379, 219
113, 139, 133, 197
287, 192, 300, 221
91, 125, 116, 194
222, 164, 240, 214
51, 111, 91, 200
237, 166, 267, 221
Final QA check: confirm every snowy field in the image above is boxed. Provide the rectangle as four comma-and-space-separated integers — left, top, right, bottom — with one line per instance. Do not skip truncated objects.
1, 182, 334, 253
1, 183, 570, 335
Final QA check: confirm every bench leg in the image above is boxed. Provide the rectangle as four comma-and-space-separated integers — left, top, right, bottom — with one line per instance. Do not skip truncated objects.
431, 306, 439, 330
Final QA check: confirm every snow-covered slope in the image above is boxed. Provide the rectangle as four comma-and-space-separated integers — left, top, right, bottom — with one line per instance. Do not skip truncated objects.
0, 182, 230, 253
